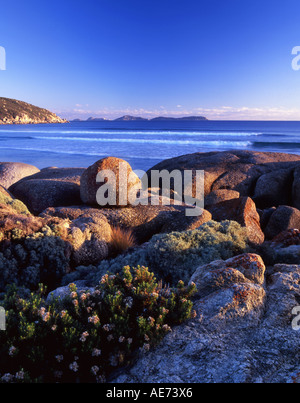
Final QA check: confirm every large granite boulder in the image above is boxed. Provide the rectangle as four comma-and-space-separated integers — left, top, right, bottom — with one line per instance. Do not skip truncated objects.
80, 157, 141, 206
190, 253, 266, 293
271, 229, 300, 247
204, 189, 240, 208
69, 213, 112, 266
264, 205, 300, 239
0, 162, 39, 189
208, 197, 265, 244
146, 150, 300, 200
292, 167, 300, 210
9, 167, 85, 215
253, 167, 294, 208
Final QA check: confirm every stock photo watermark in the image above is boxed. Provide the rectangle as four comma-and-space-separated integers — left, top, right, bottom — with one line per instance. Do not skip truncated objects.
0, 307, 5, 331
292, 46, 300, 71
292, 306, 300, 330
0, 46, 6, 70
95, 163, 204, 216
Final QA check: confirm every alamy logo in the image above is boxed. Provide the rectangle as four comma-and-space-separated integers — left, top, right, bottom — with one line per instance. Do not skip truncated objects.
0, 46, 6, 70
95, 163, 204, 217
292, 46, 300, 71
0, 307, 5, 330
292, 306, 300, 330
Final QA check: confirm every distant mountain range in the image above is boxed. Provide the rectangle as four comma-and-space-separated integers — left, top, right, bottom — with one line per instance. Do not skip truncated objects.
72, 114, 208, 122
0, 97, 68, 125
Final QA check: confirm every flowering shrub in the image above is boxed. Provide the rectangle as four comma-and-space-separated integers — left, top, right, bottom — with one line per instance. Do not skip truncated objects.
0, 266, 196, 383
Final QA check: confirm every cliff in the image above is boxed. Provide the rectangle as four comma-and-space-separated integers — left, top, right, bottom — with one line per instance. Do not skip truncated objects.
0, 97, 68, 124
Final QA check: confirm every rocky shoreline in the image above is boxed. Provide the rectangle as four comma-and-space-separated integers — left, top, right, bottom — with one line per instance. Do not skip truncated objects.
1, 150, 300, 383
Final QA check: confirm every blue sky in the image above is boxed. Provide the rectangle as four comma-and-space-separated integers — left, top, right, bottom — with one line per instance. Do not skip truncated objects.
1, 0, 300, 120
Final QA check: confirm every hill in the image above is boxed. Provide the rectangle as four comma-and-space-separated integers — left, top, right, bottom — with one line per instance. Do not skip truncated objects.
0, 97, 68, 124
114, 115, 148, 121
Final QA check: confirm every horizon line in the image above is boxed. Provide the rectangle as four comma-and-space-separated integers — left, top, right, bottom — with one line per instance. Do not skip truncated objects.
64, 115, 300, 122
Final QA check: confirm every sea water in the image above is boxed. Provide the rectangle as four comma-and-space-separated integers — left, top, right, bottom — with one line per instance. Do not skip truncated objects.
0, 120, 300, 171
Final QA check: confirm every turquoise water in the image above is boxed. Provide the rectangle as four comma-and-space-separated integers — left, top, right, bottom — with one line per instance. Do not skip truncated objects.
0, 120, 300, 171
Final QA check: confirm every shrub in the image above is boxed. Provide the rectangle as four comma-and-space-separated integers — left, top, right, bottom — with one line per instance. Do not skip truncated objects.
0, 266, 196, 383
0, 226, 70, 292
0, 192, 30, 215
64, 220, 249, 287
148, 220, 249, 284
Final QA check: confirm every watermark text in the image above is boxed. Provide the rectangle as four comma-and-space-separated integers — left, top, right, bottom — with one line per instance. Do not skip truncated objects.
95, 163, 204, 217
0, 46, 6, 70
0, 307, 5, 330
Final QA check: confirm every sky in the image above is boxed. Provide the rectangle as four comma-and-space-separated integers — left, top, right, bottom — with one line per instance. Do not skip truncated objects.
1, 0, 300, 120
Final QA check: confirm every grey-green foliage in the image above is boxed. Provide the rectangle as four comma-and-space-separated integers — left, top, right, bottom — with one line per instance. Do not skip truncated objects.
0, 192, 30, 215
63, 220, 249, 286
0, 226, 70, 291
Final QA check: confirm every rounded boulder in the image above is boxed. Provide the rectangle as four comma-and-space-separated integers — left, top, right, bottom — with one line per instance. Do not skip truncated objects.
80, 157, 141, 207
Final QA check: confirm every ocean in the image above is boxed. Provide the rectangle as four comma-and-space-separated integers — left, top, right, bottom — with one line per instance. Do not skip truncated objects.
0, 120, 300, 171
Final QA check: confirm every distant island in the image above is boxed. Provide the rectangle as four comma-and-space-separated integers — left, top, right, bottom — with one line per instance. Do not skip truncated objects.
0, 98, 208, 125
114, 115, 148, 121
72, 115, 208, 122
0, 97, 68, 125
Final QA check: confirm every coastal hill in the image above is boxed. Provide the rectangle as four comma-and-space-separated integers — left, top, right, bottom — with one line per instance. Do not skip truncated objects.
114, 115, 148, 121
0, 97, 68, 124
72, 115, 208, 122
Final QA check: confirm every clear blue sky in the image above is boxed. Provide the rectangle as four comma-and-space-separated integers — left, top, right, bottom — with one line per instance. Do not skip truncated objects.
1, 0, 300, 120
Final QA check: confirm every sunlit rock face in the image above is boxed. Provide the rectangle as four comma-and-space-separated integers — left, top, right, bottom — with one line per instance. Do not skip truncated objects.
0, 97, 68, 124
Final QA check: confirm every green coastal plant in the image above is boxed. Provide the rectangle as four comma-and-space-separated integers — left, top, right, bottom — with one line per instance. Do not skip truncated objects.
64, 220, 249, 286
0, 225, 70, 292
147, 220, 249, 284
0, 266, 196, 383
0, 192, 30, 215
